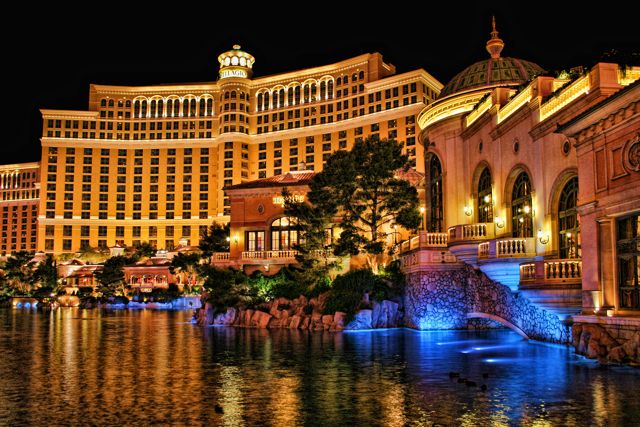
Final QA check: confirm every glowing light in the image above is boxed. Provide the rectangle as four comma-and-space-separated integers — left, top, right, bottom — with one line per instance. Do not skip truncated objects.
494, 217, 505, 229
220, 68, 248, 79
272, 194, 304, 206
483, 194, 491, 204
419, 206, 426, 214
225, 236, 230, 242
523, 205, 531, 214
537, 229, 549, 245
464, 206, 473, 216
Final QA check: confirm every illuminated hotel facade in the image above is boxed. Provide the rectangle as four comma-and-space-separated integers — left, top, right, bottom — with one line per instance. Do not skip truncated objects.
37, 45, 441, 254
0, 162, 40, 255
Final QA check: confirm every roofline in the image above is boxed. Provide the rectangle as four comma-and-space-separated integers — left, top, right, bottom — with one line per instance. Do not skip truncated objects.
0, 161, 40, 170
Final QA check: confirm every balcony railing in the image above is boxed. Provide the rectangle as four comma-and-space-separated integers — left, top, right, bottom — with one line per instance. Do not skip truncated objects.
213, 252, 230, 261
448, 223, 496, 244
478, 237, 536, 260
520, 258, 582, 283
400, 231, 448, 253
242, 250, 298, 260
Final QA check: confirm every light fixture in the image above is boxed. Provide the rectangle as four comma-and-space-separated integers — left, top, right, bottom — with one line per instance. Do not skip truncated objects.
419, 206, 425, 214
537, 229, 549, 245
233, 234, 239, 244
483, 194, 491, 204
225, 236, 231, 242
524, 205, 531, 214
464, 206, 473, 216
494, 217, 505, 229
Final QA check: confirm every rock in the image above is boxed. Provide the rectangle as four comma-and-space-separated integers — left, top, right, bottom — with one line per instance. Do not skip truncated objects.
243, 309, 254, 327
252, 310, 273, 328
332, 312, 346, 331
608, 346, 627, 364
587, 339, 603, 359
301, 316, 311, 330
204, 303, 214, 325
346, 309, 373, 330
289, 315, 302, 329
322, 314, 333, 325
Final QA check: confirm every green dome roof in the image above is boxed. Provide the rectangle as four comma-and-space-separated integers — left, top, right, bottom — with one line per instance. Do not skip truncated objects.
439, 57, 544, 98
439, 17, 544, 99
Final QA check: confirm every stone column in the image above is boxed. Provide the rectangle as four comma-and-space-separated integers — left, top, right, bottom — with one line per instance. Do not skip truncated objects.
597, 217, 616, 310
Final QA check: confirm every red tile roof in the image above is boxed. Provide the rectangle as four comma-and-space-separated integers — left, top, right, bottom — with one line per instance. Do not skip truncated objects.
224, 170, 316, 190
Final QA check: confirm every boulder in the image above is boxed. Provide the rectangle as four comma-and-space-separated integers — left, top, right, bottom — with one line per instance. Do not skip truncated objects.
346, 309, 373, 330
252, 310, 273, 328
332, 312, 346, 331
301, 316, 311, 330
608, 346, 627, 364
289, 315, 303, 329
204, 303, 214, 325
322, 314, 333, 325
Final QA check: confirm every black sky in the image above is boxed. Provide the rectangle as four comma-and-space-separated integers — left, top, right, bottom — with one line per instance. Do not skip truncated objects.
5, 4, 639, 164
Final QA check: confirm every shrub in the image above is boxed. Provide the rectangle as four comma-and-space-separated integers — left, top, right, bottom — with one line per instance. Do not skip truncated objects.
322, 269, 388, 320
247, 269, 306, 301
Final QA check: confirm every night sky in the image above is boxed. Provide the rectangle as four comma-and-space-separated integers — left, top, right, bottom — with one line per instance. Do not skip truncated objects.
5, 4, 639, 164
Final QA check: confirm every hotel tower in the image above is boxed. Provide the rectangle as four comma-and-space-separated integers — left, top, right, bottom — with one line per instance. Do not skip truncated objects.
38, 45, 441, 253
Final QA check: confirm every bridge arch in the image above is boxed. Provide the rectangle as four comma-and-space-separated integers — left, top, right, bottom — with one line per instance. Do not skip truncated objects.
466, 312, 529, 339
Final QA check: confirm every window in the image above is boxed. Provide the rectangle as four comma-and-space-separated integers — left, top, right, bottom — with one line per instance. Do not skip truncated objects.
246, 230, 265, 252
558, 177, 580, 259
426, 153, 443, 232
617, 214, 639, 309
270, 216, 300, 251
477, 168, 493, 223
511, 172, 533, 238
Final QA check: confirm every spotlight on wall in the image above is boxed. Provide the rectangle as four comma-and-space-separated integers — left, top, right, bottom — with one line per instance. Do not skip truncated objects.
233, 234, 239, 244
494, 217, 505, 229
464, 206, 473, 217
537, 229, 549, 245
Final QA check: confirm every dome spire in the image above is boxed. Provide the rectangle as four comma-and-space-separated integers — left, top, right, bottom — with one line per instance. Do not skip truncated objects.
486, 15, 504, 59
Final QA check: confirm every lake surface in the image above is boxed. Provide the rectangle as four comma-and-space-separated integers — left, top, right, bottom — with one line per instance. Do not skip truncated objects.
0, 308, 639, 426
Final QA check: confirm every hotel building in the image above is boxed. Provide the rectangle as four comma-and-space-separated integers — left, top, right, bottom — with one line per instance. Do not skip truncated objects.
0, 162, 40, 255
37, 45, 441, 254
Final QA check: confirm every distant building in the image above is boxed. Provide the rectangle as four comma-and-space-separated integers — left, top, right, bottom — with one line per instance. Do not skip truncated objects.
0, 162, 39, 255
37, 45, 441, 254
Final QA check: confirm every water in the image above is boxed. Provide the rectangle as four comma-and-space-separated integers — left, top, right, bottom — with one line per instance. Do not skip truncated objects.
1, 309, 639, 426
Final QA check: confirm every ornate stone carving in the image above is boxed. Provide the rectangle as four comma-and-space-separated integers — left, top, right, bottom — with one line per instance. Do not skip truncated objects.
623, 133, 640, 172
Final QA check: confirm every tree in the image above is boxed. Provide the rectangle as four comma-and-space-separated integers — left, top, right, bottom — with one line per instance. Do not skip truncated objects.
199, 265, 250, 314
94, 255, 135, 298
3, 251, 36, 295
309, 136, 421, 269
32, 255, 58, 297
198, 223, 230, 262
283, 189, 341, 292
170, 252, 202, 293
133, 241, 156, 259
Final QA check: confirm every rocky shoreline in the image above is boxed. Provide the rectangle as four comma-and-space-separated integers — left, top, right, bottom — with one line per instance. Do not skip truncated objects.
195, 294, 403, 331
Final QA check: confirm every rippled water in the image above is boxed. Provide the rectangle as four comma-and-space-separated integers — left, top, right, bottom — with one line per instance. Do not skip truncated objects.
1, 308, 639, 426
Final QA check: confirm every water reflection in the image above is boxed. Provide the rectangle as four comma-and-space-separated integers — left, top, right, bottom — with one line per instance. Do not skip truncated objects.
1, 309, 639, 426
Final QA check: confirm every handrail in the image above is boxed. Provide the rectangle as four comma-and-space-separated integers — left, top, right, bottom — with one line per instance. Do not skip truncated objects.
448, 223, 495, 244
242, 250, 298, 259
399, 232, 448, 253
520, 258, 582, 283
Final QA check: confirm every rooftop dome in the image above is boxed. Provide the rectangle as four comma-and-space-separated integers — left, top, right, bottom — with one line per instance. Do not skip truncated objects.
439, 18, 544, 99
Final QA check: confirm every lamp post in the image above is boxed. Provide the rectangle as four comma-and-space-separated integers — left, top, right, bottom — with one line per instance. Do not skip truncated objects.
419, 206, 426, 231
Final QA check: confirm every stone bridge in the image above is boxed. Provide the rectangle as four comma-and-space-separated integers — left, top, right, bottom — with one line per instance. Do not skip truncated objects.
403, 265, 571, 344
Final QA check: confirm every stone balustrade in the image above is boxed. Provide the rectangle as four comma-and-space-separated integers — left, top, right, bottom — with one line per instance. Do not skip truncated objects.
242, 250, 298, 259
448, 222, 495, 244
478, 237, 535, 259
520, 258, 582, 284
213, 252, 230, 261
400, 231, 448, 253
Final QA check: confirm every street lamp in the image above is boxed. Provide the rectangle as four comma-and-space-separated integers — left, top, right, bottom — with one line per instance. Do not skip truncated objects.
419, 206, 426, 230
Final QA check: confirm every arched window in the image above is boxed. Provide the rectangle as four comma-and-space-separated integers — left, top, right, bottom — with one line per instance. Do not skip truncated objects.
273, 91, 279, 109
352, 73, 358, 81
134, 100, 140, 117
343, 75, 349, 85
189, 99, 196, 117
327, 80, 334, 99
558, 176, 580, 258
206, 98, 213, 116
320, 81, 326, 100
257, 93, 263, 112
224, 92, 230, 100
199, 99, 206, 117
270, 216, 300, 251
108, 99, 114, 108
310, 83, 317, 101
294, 86, 301, 104
477, 168, 493, 223
157, 99, 164, 117
230, 91, 237, 99
264, 92, 270, 110
337, 77, 342, 86
359, 71, 365, 80
166, 99, 173, 117
100, 99, 107, 107
288, 88, 294, 106
140, 100, 148, 117
511, 172, 533, 237
426, 153, 443, 232
303, 85, 310, 103
278, 88, 285, 107
150, 100, 157, 117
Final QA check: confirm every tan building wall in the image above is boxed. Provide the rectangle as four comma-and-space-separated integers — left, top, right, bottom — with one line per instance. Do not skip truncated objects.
38, 48, 441, 254
0, 162, 40, 254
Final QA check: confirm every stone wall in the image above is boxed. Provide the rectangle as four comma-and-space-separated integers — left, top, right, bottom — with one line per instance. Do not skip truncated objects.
573, 317, 640, 365
404, 265, 571, 344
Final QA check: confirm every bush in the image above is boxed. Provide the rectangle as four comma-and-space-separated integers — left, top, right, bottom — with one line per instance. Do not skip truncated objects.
247, 269, 306, 301
322, 269, 388, 320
